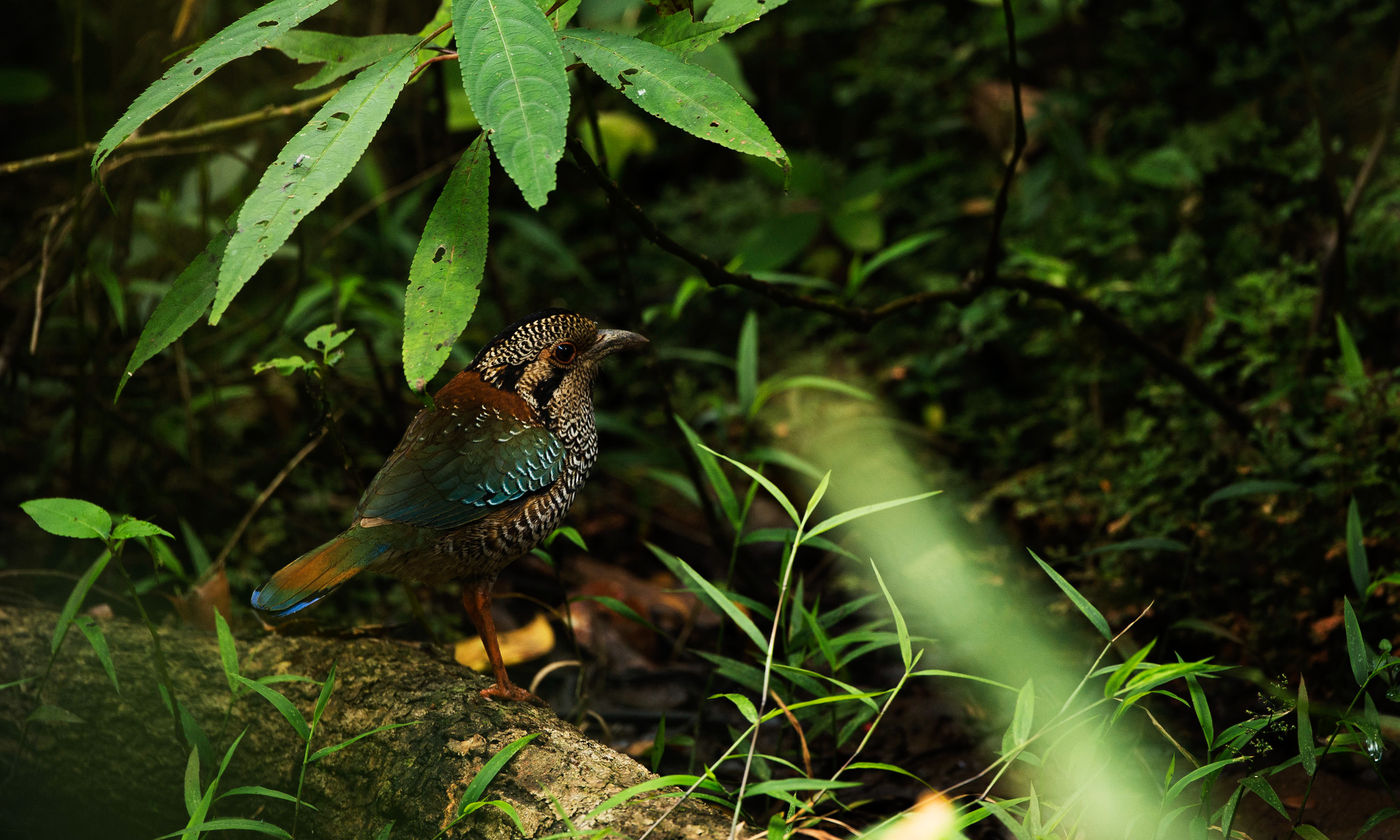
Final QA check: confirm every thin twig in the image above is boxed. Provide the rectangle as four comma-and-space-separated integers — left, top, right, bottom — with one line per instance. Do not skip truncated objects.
981, 0, 1029, 286
408, 51, 459, 84
213, 429, 328, 567
769, 688, 812, 778
1344, 35, 1400, 221
0, 90, 336, 176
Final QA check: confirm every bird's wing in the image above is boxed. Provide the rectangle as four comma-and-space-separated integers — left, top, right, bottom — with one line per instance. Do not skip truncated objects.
355, 383, 564, 530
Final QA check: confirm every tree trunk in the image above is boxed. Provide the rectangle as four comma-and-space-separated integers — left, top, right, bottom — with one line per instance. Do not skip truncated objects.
0, 606, 730, 839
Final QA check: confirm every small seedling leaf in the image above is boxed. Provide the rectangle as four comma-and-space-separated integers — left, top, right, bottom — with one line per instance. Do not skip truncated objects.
460, 733, 538, 808
235, 674, 310, 740
22, 497, 112, 540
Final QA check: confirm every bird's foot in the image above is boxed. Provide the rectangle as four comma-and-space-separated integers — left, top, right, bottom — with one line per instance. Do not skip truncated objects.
479, 682, 546, 705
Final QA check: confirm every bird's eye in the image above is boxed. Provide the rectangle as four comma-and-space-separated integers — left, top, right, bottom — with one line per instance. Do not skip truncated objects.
551, 341, 577, 364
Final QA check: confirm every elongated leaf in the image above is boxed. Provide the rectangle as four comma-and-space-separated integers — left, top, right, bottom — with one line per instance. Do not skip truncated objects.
218, 785, 311, 807
673, 415, 740, 526
22, 498, 112, 540
214, 612, 241, 696
1164, 757, 1241, 802
744, 778, 859, 798
705, 0, 790, 22
871, 561, 913, 669
234, 675, 310, 740
308, 720, 418, 762
404, 134, 490, 390
702, 446, 798, 523
27, 704, 84, 724
1335, 314, 1367, 388
1343, 597, 1371, 687
1186, 674, 1213, 747
112, 519, 171, 541
1297, 678, 1316, 776
273, 30, 420, 90
637, 12, 758, 57
1029, 549, 1112, 640
183, 746, 202, 818
1202, 479, 1301, 508
803, 490, 940, 543
313, 662, 337, 725
1008, 678, 1035, 746
561, 29, 785, 168
455, 0, 569, 208
73, 615, 120, 694
116, 218, 233, 398
1294, 826, 1329, 840
1347, 497, 1369, 599
648, 544, 767, 652
51, 550, 112, 655
1105, 639, 1155, 698
211, 46, 418, 324
711, 692, 758, 724
183, 818, 291, 838
736, 310, 758, 413
460, 733, 538, 807
91, 0, 341, 174
586, 774, 724, 819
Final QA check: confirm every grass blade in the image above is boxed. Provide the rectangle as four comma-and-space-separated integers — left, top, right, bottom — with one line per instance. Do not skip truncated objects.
1029, 549, 1111, 640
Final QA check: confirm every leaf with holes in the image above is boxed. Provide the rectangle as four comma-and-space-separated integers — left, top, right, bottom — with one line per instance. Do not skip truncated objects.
561, 29, 785, 169
211, 47, 418, 325
91, 0, 341, 175
455, 0, 568, 208
404, 134, 490, 391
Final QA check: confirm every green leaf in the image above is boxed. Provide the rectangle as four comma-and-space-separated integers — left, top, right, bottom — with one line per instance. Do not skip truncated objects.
705, 0, 791, 22
27, 703, 84, 724
702, 445, 798, 523
1297, 678, 1316, 776
211, 46, 419, 324
273, 30, 420, 90
184, 746, 202, 818
743, 778, 859, 798
219, 785, 313, 809
1294, 826, 1330, 840
455, 0, 568, 208
1347, 497, 1369, 600
870, 561, 913, 669
803, 489, 940, 542
1335, 315, 1367, 388
303, 323, 354, 356
673, 415, 740, 526
561, 29, 786, 169
711, 692, 758, 724
90, 0, 341, 174
748, 375, 874, 419
1127, 145, 1200, 190
1355, 807, 1400, 838
112, 517, 174, 540
536, 0, 581, 29
252, 356, 315, 376
51, 549, 112, 655
585, 775, 725, 819
73, 615, 120, 694
636, 12, 759, 57
312, 662, 337, 726
1029, 549, 1112, 640
735, 310, 759, 413
214, 612, 241, 696
403, 133, 490, 390
1164, 757, 1241, 802
1008, 678, 1035, 747
1105, 639, 1155, 698
1343, 597, 1371, 688
1087, 537, 1190, 555
235, 674, 311, 740
1186, 674, 1213, 747
181, 818, 292, 838
308, 720, 418, 762
22, 497, 112, 540
116, 218, 232, 398
1240, 773, 1287, 818
460, 733, 538, 807
648, 544, 768, 652
1202, 480, 1301, 508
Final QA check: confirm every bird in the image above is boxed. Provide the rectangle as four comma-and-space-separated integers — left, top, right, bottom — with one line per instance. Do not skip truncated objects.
251, 309, 647, 702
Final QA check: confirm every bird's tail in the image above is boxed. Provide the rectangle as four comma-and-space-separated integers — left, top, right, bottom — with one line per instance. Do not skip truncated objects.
250, 528, 391, 619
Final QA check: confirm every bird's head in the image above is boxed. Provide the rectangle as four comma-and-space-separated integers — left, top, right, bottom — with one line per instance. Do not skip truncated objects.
470, 309, 647, 419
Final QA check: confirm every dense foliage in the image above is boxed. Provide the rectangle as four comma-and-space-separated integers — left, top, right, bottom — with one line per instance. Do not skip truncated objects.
3, 0, 1399, 837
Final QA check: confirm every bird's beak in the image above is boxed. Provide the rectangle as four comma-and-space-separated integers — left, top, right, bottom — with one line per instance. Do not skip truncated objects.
588, 328, 649, 359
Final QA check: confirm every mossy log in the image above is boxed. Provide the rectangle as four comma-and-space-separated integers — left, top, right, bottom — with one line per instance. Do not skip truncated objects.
0, 606, 730, 839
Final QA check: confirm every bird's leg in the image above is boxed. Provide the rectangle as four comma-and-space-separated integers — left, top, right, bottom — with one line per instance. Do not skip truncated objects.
460, 581, 538, 703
